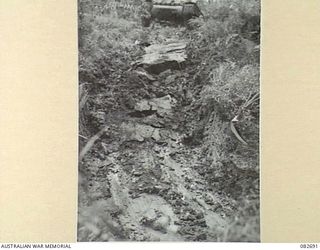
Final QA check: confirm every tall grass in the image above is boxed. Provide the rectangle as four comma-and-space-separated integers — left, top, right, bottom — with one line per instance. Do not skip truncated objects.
187, 0, 260, 242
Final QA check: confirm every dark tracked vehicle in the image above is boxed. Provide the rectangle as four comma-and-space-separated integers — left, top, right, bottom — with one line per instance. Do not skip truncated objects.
142, 0, 202, 26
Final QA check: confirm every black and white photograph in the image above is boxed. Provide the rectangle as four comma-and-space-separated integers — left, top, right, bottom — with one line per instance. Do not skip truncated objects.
78, 0, 260, 242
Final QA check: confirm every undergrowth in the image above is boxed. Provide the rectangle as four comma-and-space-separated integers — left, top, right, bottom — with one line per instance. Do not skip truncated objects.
186, 0, 260, 242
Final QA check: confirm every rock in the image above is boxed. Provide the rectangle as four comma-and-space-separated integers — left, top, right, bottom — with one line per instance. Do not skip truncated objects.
121, 122, 161, 142
165, 74, 176, 85
141, 114, 165, 128
134, 95, 177, 117
137, 41, 187, 74
152, 129, 161, 141
142, 209, 158, 223
153, 215, 171, 232
134, 68, 156, 81
134, 100, 151, 112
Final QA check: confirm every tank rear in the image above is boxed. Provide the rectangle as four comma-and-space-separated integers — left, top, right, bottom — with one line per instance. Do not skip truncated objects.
151, 4, 184, 23
182, 3, 202, 21
150, 0, 201, 25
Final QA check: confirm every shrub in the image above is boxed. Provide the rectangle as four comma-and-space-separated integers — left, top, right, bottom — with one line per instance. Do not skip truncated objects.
185, 0, 260, 241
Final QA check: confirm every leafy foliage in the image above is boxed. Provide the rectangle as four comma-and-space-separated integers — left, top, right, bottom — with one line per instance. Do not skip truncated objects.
184, 0, 260, 241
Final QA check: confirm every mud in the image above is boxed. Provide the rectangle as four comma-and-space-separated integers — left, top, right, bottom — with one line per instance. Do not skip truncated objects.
78, 26, 259, 242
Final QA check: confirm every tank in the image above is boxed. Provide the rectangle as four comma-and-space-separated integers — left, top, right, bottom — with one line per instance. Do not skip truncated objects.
150, 0, 202, 24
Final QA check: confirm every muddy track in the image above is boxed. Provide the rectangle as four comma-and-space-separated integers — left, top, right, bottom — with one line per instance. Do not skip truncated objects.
78, 27, 249, 242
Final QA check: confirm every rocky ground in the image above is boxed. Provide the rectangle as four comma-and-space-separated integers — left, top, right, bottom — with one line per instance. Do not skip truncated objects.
78, 17, 259, 242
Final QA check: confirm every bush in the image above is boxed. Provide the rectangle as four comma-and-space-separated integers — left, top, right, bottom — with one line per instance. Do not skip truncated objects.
185, 0, 260, 241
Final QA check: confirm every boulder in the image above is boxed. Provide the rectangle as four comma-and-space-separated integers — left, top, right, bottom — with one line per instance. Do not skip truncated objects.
137, 41, 187, 74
